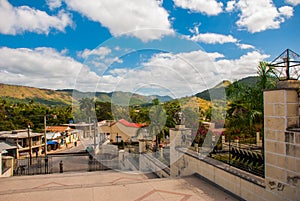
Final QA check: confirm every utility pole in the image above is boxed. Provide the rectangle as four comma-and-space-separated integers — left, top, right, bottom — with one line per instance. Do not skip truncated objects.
94, 121, 97, 155
89, 117, 91, 139
44, 115, 47, 156
27, 125, 32, 165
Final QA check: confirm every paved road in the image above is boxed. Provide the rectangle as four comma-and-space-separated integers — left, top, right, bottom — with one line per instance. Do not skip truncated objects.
48, 140, 91, 173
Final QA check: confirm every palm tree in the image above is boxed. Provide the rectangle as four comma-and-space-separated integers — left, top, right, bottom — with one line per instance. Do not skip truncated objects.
148, 100, 167, 152
257, 61, 276, 90
79, 97, 96, 122
225, 61, 277, 147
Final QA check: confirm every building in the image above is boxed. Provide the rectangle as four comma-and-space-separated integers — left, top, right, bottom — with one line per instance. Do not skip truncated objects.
0, 141, 17, 157
46, 126, 80, 149
0, 129, 43, 158
67, 123, 94, 139
99, 119, 146, 143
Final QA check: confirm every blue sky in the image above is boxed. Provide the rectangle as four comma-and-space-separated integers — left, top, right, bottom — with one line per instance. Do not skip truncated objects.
0, 0, 299, 97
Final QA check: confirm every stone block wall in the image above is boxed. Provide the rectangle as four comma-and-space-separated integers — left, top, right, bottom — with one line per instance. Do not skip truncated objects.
264, 88, 300, 201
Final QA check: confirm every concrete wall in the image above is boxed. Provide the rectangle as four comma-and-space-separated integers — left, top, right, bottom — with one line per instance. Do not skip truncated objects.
119, 151, 139, 171
171, 150, 265, 201
119, 150, 170, 178
139, 154, 170, 178
170, 126, 266, 200
1, 156, 14, 177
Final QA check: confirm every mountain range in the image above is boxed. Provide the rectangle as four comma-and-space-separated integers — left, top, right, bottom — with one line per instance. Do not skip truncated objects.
0, 83, 173, 106
0, 76, 258, 106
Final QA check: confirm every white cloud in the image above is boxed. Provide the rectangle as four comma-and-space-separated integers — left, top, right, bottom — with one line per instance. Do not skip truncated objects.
285, 0, 300, 6
188, 33, 238, 44
226, 0, 236, 12
173, 0, 223, 16
94, 50, 224, 97
64, 0, 174, 42
0, 0, 72, 35
187, 25, 238, 45
216, 51, 269, 80
237, 43, 255, 50
0, 47, 99, 91
234, 0, 293, 33
279, 6, 294, 18
100, 49, 269, 97
0, 46, 270, 97
79, 47, 112, 59
78, 47, 123, 75
46, 0, 62, 10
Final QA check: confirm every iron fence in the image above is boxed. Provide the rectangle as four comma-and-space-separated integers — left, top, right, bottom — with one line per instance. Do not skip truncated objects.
14, 156, 52, 175
207, 141, 264, 177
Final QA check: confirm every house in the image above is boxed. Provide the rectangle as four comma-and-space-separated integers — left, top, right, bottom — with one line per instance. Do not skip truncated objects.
46, 126, 80, 149
45, 132, 62, 151
0, 141, 17, 157
99, 119, 146, 143
66, 123, 94, 138
0, 129, 43, 158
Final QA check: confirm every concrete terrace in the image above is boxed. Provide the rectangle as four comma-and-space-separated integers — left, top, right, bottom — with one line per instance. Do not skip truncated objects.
0, 171, 240, 201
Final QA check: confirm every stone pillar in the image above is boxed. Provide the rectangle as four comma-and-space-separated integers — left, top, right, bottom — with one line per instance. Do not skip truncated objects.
139, 140, 146, 154
264, 80, 300, 201
170, 124, 191, 177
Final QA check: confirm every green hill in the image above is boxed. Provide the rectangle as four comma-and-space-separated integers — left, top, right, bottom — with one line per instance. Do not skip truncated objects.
72, 90, 173, 106
195, 80, 231, 101
0, 83, 173, 106
0, 83, 73, 106
195, 77, 258, 101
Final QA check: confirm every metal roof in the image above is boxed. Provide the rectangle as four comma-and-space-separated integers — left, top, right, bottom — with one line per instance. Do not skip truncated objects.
0, 130, 43, 139
0, 141, 17, 151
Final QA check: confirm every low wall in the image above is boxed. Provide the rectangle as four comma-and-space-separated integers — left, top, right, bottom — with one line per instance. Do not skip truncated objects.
172, 148, 265, 201
1, 156, 14, 177
119, 151, 170, 178
119, 151, 139, 171
139, 154, 170, 178
1, 168, 12, 177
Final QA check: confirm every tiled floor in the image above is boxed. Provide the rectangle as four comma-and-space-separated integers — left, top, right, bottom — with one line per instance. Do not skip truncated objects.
0, 171, 239, 201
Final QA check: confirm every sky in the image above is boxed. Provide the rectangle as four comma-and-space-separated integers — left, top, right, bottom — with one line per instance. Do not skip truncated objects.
0, 0, 299, 98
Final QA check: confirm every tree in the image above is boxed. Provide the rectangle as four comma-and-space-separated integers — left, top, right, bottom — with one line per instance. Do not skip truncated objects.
163, 100, 180, 128
79, 97, 96, 122
0, 99, 73, 132
148, 99, 167, 151
95, 101, 113, 121
225, 61, 277, 141
257, 61, 276, 90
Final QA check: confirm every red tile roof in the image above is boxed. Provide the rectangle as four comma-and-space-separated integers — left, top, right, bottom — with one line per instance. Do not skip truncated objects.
46, 126, 72, 133
118, 119, 145, 128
